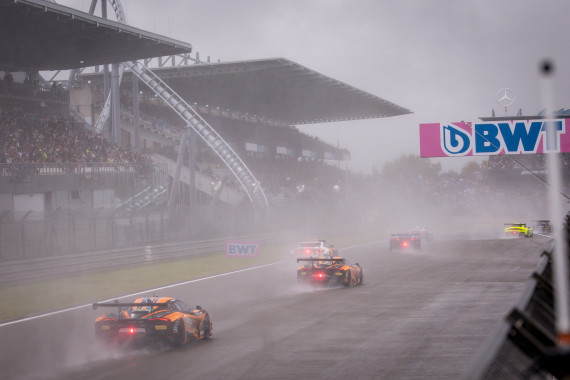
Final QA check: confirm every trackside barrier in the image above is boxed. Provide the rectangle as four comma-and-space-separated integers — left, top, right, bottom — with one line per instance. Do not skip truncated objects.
465, 239, 570, 379
0, 233, 281, 285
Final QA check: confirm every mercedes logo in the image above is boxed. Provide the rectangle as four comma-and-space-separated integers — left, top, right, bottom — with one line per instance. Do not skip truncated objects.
496, 87, 515, 107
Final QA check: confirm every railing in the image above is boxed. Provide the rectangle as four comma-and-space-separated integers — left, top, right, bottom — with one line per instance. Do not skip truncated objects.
124, 60, 269, 210
115, 185, 168, 215
465, 239, 570, 379
0, 162, 167, 177
0, 81, 69, 105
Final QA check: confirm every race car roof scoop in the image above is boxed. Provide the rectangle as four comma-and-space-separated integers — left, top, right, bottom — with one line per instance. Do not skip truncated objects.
296, 258, 345, 263
92, 302, 172, 310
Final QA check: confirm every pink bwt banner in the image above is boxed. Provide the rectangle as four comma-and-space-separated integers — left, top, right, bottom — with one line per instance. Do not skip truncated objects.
419, 120, 570, 158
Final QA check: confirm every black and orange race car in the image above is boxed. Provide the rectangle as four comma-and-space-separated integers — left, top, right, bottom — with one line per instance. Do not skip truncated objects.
297, 257, 363, 287
532, 219, 552, 234
390, 233, 421, 251
93, 296, 212, 347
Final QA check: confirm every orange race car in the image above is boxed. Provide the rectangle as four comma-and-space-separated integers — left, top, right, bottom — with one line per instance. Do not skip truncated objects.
297, 257, 363, 287
93, 296, 212, 347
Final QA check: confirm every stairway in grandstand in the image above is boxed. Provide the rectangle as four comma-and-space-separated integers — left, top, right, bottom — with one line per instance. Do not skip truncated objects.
124, 61, 268, 209
69, 107, 91, 128
120, 106, 180, 142
152, 154, 245, 206
88, 0, 268, 211
115, 185, 168, 216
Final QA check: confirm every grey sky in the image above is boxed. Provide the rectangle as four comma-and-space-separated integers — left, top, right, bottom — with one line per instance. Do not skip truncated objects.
57, 0, 570, 174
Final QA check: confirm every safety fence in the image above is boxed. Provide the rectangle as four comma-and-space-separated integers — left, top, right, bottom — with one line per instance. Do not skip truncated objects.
465, 227, 570, 379
0, 231, 283, 285
0, 204, 251, 261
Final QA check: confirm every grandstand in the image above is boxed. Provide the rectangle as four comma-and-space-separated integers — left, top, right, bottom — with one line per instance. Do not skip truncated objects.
0, 0, 410, 259
77, 57, 410, 207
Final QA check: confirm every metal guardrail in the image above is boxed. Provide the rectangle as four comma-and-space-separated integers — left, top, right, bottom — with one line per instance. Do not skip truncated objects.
465, 240, 570, 379
0, 232, 281, 285
0, 162, 167, 177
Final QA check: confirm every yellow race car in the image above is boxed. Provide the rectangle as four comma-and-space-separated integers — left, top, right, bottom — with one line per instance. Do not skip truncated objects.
504, 223, 533, 238
93, 296, 212, 347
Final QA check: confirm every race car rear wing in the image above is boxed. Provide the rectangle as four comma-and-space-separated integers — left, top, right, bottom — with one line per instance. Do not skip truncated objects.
296, 258, 345, 263
92, 301, 171, 310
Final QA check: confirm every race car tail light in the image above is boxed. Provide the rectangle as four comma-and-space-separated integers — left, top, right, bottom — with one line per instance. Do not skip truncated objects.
305, 249, 311, 255
402, 241, 408, 247
317, 249, 324, 253
103, 318, 117, 322
314, 272, 326, 279
119, 327, 146, 335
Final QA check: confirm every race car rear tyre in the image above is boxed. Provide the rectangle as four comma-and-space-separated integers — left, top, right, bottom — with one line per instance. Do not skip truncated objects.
201, 316, 211, 339
172, 319, 185, 347
359, 270, 364, 285
345, 271, 352, 288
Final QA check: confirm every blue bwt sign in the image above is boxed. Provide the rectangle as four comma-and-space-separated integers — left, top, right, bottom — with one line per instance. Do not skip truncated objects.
226, 241, 258, 257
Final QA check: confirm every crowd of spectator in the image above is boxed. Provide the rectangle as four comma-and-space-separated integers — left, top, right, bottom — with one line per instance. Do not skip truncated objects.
4, 78, 567, 223
115, 97, 348, 201
0, 106, 151, 165
1, 71, 68, 104
0, 94, 346, 208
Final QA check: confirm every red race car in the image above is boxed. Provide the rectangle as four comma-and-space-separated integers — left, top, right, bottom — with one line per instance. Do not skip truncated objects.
390, 233, 421, 251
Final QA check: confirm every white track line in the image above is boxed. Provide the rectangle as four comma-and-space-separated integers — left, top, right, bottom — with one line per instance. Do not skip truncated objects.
0, 261, 283, 328
0, 240, 383, 327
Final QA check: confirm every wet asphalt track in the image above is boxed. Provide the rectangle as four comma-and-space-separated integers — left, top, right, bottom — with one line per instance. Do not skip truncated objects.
0, 233, 552, 380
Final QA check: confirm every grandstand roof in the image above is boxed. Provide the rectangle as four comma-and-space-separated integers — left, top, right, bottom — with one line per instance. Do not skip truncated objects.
0, 0, 192, 72
83, 58, 412, 125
